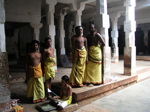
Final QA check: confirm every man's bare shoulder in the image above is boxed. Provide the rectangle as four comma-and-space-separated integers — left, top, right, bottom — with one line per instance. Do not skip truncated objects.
95, 32, 102, 37
67, 84, 72, 90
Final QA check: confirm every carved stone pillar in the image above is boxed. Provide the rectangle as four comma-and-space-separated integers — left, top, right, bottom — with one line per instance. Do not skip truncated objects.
124, 0, 136, 76
110, 13, 121, 63
58, 9, 67, 55
0, 0, 10, 111
30, 23, 43, 41
95, 0, 111, 83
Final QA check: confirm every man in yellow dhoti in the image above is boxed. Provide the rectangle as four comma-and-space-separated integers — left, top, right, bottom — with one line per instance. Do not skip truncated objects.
84, 24, 105, 86
26, 40, 45, 103
69, 26, 87, 87
43, 37, 55, 97
49, 75, 72, 110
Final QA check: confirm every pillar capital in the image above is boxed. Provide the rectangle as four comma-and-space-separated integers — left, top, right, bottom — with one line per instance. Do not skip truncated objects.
30, 23, 43, 41
60, 8, 68, 16
0, 0, 5, 23
110, 12, 121, 22
73, 3, 85, 26
124, 0, 136, 7
45, 0, 57, 6
71, 2, 85, 11
30, 23, 43, 29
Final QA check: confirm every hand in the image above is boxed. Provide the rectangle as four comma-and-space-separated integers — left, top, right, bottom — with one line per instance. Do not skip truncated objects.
53, 96, 60, 99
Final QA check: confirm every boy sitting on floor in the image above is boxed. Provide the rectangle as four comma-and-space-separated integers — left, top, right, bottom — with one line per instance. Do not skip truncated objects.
48, 75, 72, 109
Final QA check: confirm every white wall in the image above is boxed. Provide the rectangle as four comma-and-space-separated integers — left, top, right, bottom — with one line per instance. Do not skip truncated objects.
5, 0, 42, 23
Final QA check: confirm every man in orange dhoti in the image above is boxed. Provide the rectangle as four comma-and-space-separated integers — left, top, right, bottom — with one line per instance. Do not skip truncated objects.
26, 40, 45, 103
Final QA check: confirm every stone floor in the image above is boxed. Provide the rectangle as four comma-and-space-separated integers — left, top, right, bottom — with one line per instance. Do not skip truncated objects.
9, 60, 150, 112
75, 78, 150, 112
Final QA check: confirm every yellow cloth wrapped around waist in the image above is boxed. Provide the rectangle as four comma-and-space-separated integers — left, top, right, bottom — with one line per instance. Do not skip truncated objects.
44, 57, 55, 79
88, 45, 102, 64
44, 57, 55, 66
28, 63, 42, 78
62, 96, 72, 105
74, 46, 87, 62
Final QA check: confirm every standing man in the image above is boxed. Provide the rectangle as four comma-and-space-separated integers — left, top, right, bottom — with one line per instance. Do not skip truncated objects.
26, 40, 45, 103
84, 24, 105, 86
69, 26, 87, 87
43, 36, 55, 97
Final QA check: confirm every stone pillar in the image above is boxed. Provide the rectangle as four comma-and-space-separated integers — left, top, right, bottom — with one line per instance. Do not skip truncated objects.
110, 13, 121, 63
95, 0, 111, 83
0, 0, 10, 111
141, 27, 149, 55
59, 9, 67, 55
13, 29, 19, 59
45, 0, 57, 48
73, 4, 85, 26
45, 0, 57, 70
124, 0, 136, 76
30, 23, 43, 41
68, 21, 74, 49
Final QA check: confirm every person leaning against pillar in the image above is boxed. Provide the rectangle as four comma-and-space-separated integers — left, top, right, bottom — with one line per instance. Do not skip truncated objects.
84, 24, 105, 87
69, 26, 88, 87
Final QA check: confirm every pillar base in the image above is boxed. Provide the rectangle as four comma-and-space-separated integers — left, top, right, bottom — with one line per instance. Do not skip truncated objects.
111, 55, 119, 63
0, 52, 10, 112
103, 47, 111, 83
60, 48, 66, 55
111, 47, 119, 63
124, 46, 136, 76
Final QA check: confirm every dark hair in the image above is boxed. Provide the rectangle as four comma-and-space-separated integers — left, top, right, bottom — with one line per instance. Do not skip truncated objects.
61, 75, 69, 82
75, 26, 82, 31
45, 36, 52, 43
31, 40, 40, 46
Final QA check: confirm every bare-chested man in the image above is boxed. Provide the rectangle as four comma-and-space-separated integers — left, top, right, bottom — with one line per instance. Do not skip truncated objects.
26, 40, 45, 103
43, 36, 55, 97
69, 26, 87, 87
84, 24, 105, 86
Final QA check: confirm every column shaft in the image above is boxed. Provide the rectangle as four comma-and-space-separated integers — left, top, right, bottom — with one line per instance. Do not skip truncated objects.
0, 0, 10, 111
124, 0, 136, 76
59, 10, 67, 55
110, 13, 121, 63
95, 0, 111, 83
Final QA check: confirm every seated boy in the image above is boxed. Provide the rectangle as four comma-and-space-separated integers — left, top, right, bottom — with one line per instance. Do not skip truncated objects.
48, 75, 72, 109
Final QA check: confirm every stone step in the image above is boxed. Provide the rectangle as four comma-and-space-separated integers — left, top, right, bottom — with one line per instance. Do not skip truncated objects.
53, 67, 150, 101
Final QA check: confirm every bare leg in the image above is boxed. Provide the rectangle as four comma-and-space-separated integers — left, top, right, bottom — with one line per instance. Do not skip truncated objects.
45, 78, 51, 97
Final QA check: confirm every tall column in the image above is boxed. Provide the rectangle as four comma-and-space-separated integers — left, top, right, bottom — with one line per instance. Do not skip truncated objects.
110, 13, 121, 63
68, 21, 74, 50
73, 4, 85, 26
95, 0, 111, 83
124, 0, 136, 76
59, 9, 67, 55
30, 23, 43, 41
13, 29, 19, 59
45, 0, 57, 70
46, 0, 57, 48
0, 0, 10, 111
141, 26, 149, 55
